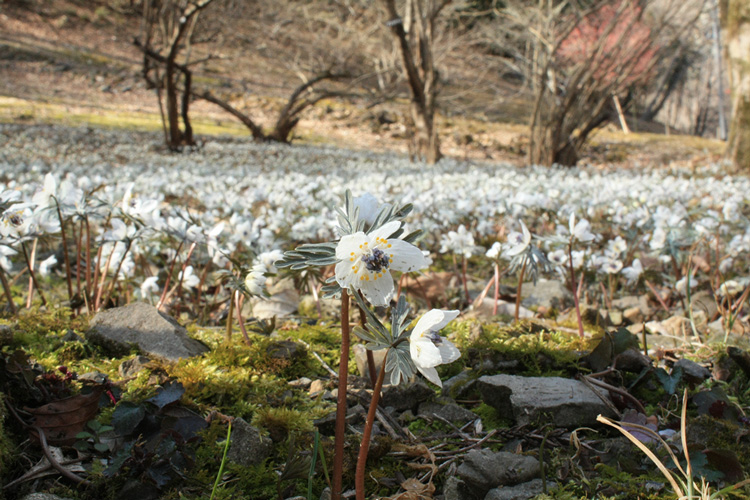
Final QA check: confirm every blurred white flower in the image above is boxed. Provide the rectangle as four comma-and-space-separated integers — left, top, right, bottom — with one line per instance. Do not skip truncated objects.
244, 264, 267, 296
409, 309, 461, 387
178, 265, 200, 289
353, 192, 380, 226
569, 213, 595, 243
621, 258, 643, 285
504, 220, 531, 257
139, 276, 160, 301
440, 225, 483, 258
38, 254, 58, 277
547, 249, 568, 267
486, 241, 502, 260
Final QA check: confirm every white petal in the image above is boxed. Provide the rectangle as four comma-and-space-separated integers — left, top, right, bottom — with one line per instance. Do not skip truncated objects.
335, 260, 360, 289
417, 365, 442, 387
369, 220, 401, 241
336, 232, 368, 259
387, 239, 429, 273
410, 338, 442, 368
412, 309, 459, 338
358, 271, 394, 306
437, 339, 461, 364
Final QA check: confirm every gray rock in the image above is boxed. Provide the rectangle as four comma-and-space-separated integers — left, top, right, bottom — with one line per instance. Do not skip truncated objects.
266, 339, 306, 362
443, 370, 477, 400
444, 475, 473, 500
674, 358, 711, 383
477, 374, 615, 427
484, 479, 546, 500
615, 348, 651, 373
612, 295, 651, 316
520, 279, 573, 311
381, 380, 433, 412
623, 306, 644, 324
119, 355, 151, 378
87, 302, 208, 361
227, 418, 273, 467
418, 400, 477, 424
457, 449, 540, 498
79, 371, 108, 384
690, 290, 718, 319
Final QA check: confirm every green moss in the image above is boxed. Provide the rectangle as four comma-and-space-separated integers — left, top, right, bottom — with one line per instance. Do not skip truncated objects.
472, 402, 511, 430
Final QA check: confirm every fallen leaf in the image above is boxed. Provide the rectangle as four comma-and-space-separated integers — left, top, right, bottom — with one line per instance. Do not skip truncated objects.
27, 386, 104, 446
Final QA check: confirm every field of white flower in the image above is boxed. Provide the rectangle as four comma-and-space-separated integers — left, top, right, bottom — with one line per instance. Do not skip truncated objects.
2, 123, 748, 316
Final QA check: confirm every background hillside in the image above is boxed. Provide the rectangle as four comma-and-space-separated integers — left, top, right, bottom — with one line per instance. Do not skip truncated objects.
0, 0, 726, 166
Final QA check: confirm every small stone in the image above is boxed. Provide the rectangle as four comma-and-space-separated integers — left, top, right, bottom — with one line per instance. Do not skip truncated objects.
119, 355, 151, 378
478, 374, 615, 427
615, 348, 651, 373
309, 379, 326, 397
520, 279, 574, 311
418, 400, 477, 424
484, 478, 546, 500
381, 380, 433, 412
468, 298, 533, 319
79, 371, 108, 384
457, 449, 540, 498
266, 340, 306, 362
443, 370, 477, 400
61, 329, 83, 342
289, 377, 312, 389
227, 418, 273, 467
674, 358, 711, 384
87, 302, 208, 361
623, 307, 644, 324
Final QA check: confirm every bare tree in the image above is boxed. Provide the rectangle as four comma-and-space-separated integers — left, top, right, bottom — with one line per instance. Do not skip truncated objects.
381, 0, 454, 164
497, 0, 702, 166
135, 0, 216, 150
721, 0, 750, 169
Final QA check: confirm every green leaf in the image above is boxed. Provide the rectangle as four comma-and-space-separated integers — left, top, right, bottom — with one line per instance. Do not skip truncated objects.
76, 431, 94, 439
94, 443, 110, 453
654, 365, 683, 395
112, 401, 146, 436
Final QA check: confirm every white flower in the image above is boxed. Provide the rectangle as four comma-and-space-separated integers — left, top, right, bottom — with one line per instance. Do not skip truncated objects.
335, 220, 428, 307
675, 275, 698, 296
569, 213, 596, 243
409, 309, 461, 387
607, 236, 627, 256
486, 241, 502, 260
178, 265, 200, 289
504, 220, 531, 257
439, 225, 482, 258
353, 192, 380, 226
621, 258, 643, 285
258, 249, 284, 274
244, 264, 267, 296
139, 276, 160, 300
38, 254, 58, 277
718, 279, 744, 298
547, 249, 568, 267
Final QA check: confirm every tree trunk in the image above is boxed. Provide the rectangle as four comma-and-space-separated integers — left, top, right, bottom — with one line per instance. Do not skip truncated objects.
722, 0, 750, 169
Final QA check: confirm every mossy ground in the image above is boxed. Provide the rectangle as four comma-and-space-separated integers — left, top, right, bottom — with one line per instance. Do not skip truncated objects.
2, 306, 750, 499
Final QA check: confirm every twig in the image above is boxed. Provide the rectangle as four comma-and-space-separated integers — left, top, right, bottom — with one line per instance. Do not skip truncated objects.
583, 375, 643, 414
32, 425, 90, 486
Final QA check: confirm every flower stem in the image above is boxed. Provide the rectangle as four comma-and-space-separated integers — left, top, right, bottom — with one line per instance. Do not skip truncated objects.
493, 262, 500, 316
235, 290, 251, 346
55, 202, 74, 302
461, 256, 470, 304
26, 238, 37, 309
157, 240, 184, 309
514, 257, 527, 322
355, 350, 388, 500
332, 289, 351, 500
568, 243, 584, 337
21, 242, 46, 307
225, 291, 234, 343
0, 265, 16, 314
